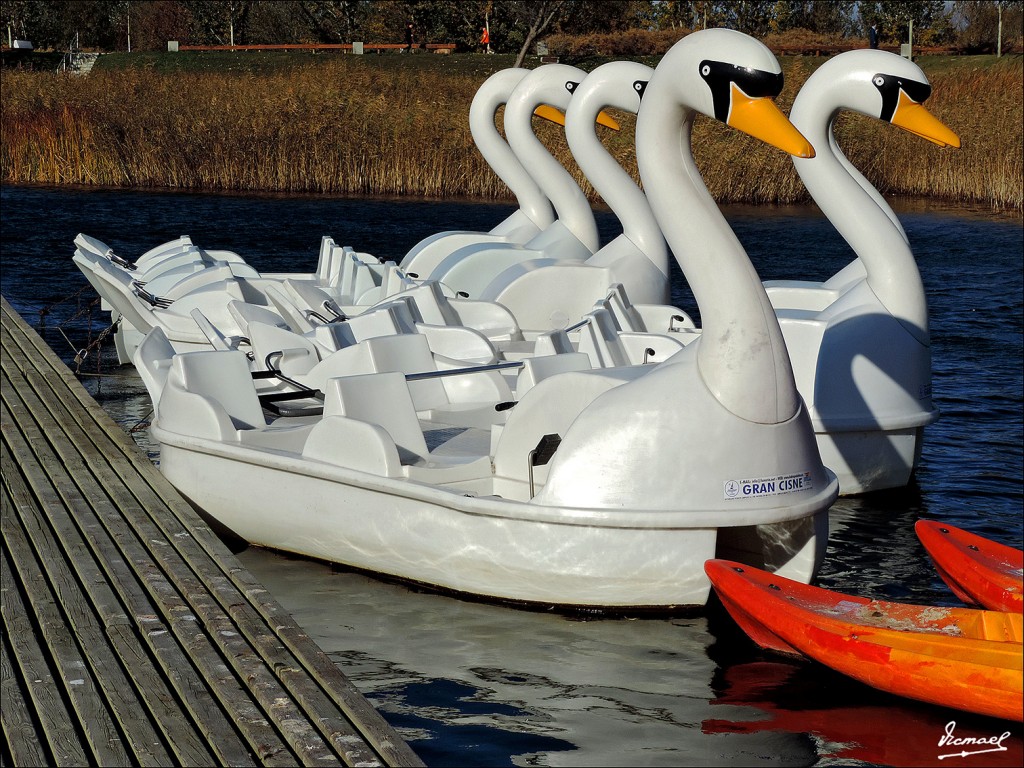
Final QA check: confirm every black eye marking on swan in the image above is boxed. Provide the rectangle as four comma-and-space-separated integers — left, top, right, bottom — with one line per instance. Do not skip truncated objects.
872, 73, 931, 123
699, 60, 784, 122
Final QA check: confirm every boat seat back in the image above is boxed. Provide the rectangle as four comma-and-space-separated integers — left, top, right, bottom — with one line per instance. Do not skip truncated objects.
362, 334, 449, 412
399, 282, 460, 327
227, 300, 289, 335
345, 304, 406, 343
315, 236, 339, 285
135, 235, 193, 268
350, 255, 385, 306
284, 279, 345, 321
247, 321, 319, 376
577, 309, 630, 368
533, 328, 574, 356
355, 261, 406, 306
309, 322, 357, 353
322, 371, 429, 460
606, 283, 644, 332
160, 263, 235, 301
265, 284, 316, 333
381, 262, 414, 297
336, 247, 368, 300
190, 308, 233, 351
133, 327, 176, 413
378, 296, 423, 333
516, 353, 592, 398
159, 350, 265, 439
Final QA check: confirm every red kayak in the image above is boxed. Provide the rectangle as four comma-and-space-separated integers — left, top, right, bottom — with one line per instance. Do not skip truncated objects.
915, 520, 1023, 613
704, 559, 1024, 722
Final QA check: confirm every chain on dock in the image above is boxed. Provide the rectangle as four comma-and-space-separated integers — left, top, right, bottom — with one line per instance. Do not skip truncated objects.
34, 283, 125, 377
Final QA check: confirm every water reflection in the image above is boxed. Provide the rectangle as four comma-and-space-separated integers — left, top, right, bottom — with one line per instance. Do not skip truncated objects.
235, 548, 822, 767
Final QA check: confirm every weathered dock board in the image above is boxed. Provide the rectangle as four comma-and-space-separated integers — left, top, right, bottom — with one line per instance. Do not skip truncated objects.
0, 296, 425, 768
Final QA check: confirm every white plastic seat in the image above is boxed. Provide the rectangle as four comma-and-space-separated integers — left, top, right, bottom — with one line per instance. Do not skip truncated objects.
132, 327, 176, 414
515, 353, 592, 397
265, 284, 317, 333
283, 279, 346, 322
227, 300, 289, 335
247, 321, 320, 376
159, 350, 314, 451
313, 372, 492, 482
605, 283, 696, 334
190, 308, 236, 351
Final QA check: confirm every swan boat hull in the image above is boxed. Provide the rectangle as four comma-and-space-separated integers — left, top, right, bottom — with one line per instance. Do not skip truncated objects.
704, 559, 1024, 722
152, 426, 830, 611
915, 521, 1024, 613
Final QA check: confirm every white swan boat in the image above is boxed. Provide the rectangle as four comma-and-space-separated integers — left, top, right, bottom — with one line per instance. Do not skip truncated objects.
144, 29, 837, 611
762, 49, 960, 494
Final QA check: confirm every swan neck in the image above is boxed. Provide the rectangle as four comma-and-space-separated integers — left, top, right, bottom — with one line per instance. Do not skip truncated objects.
506, 107, 600, 253
469, 86, 554, 230
637, 94, 798, 423
565, 115, 668, 277
793, 112, 928, 340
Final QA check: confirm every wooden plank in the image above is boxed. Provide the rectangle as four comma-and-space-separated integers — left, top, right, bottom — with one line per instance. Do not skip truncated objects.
0, 530, 104, 766
2, 360, 338, 767
1, 374, 277, 767
0, 533, 55, 768
2, 298, 423, 768
1, 296, 423, 767
1, 439, 203, 766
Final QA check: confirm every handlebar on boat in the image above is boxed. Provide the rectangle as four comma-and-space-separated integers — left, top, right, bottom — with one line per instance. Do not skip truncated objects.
564, 316, 592, 333
404, 361, 524, 382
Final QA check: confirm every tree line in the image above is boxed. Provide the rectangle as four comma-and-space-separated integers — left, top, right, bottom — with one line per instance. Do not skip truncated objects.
3, 1, 1021, 58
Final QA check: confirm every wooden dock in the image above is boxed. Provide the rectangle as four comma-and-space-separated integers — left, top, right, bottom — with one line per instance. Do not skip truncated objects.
0, 295, 424, 767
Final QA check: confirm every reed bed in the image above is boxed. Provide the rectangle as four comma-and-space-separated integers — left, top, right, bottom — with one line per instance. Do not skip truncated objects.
1, 56, 1020, 211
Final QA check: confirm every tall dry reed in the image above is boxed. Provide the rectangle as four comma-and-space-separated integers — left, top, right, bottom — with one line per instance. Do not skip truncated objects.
1, 56, 1020, 211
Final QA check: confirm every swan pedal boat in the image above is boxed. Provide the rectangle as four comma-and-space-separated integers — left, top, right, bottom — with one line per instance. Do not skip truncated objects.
704, 559, 1024, 722
138, 29, 840, 610
916, 520, 1024, 613
148, 346, 835, 610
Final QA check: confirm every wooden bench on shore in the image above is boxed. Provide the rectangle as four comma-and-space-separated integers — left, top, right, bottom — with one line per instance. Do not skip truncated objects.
0, 295, 424, 767
178, 42, 457, 54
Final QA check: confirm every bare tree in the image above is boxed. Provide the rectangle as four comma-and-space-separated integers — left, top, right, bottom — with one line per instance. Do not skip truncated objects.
510, 0, 567, 67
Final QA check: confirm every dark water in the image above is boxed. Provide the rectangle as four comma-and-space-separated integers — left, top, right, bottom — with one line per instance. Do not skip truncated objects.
2, 184, 1022, 766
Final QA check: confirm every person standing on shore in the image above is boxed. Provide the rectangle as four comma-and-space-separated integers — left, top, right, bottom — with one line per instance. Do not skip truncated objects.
869, 23, 879, 49
405, 21, 414, 53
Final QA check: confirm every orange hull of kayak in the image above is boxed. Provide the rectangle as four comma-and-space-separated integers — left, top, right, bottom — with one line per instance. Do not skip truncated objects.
916, 520, 1023, 613
704, 559, 1024, 722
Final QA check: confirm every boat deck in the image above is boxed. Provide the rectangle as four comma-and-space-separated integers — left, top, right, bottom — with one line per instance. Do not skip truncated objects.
0, 296, 424, 767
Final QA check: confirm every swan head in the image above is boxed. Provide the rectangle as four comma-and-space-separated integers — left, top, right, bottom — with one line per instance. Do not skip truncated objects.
792, 50, 960, 148
568, 60, 653, 119
506, 63, 589, 122
645, 28, 814, 158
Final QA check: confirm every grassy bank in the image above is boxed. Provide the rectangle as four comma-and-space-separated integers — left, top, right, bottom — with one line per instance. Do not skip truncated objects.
1, 52, 1020, 211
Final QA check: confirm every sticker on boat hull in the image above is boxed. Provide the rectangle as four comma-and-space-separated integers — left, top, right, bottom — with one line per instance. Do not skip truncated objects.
723, 472, 813, 500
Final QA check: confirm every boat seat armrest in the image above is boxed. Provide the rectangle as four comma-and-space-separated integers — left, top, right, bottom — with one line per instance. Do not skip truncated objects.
303, 415, 405, 477
158, 386, 239, 441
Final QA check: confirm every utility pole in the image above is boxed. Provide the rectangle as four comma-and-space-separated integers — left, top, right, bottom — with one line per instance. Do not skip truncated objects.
127, 8, 131, 52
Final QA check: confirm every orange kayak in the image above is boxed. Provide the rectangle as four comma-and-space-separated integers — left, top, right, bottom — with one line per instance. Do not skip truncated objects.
916, 520, 1023, 613
704, 559, 1024, 722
